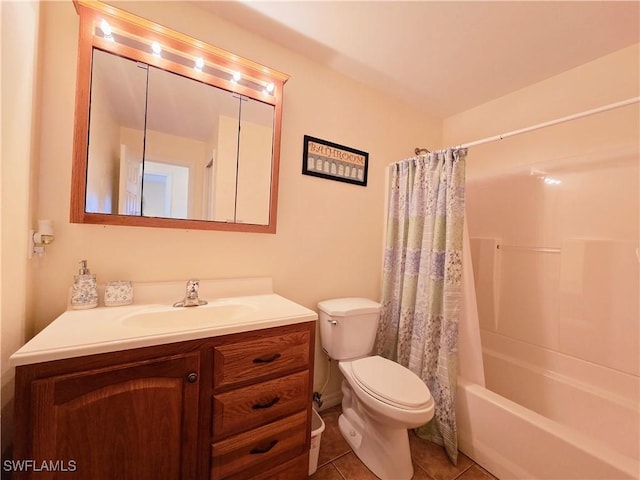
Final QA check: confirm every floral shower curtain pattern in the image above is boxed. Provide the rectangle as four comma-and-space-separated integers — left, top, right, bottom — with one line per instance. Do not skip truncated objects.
376, 148, 466, 464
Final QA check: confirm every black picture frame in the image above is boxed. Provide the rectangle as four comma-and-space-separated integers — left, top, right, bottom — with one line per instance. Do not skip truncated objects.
302, 135, 369, 187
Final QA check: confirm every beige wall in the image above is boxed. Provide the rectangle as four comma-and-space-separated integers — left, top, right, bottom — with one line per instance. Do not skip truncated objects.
1, 0, 41, 454
26, 0, 440, 411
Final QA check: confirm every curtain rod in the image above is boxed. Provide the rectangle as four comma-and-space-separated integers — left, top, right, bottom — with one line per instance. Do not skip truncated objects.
414, 96, 639, 153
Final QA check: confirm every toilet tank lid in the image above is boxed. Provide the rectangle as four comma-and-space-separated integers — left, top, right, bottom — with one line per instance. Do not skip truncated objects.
317, 298, 381, 316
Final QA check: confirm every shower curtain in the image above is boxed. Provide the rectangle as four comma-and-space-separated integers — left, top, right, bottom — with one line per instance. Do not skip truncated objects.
376, 148, 466, 464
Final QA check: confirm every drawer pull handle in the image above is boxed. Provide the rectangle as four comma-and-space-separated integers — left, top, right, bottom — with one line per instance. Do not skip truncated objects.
252, 397, 280, 410
250, 440, 278, 455
252, 353, 281, 364
186, 373, 198, 383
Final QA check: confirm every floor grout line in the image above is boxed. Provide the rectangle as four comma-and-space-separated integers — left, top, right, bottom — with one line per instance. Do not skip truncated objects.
452, 464, 474, 479
318, 449, 352, 470
313, 406, 499, 480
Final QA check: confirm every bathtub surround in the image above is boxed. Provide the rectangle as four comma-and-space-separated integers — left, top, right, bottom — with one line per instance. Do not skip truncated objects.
377, 149, 467, 464
449, 45, 639, 479
464, 154, 639, 478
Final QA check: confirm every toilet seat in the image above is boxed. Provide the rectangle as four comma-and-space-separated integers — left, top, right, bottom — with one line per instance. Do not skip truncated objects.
350, 356, 432, 409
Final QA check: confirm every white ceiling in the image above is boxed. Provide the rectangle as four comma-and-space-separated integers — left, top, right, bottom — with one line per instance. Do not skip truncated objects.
197, 1, 640, 118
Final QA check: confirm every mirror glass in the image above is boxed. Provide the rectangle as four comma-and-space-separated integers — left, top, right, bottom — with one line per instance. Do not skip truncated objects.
85, 49, 275, 225
236, 96, 275, 225
86, 50, 146, 215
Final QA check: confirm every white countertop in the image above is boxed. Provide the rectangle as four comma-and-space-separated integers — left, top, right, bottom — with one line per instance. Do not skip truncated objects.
11, 278, 317, 366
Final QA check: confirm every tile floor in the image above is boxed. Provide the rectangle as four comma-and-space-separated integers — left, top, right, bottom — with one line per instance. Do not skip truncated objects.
311, 406, 498, 480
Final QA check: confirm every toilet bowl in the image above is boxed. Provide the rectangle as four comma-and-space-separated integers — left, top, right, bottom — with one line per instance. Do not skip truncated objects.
318, 298, 435, 480
337, 356, 434, 479
341, 356, 434, 427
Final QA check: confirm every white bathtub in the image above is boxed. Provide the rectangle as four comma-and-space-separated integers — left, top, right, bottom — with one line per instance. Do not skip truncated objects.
457, 366, 639, 480
482, 331, 639, 457
447, 201, 640, 479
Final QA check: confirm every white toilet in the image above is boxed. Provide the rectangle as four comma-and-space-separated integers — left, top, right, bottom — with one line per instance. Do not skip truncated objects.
318, 298, 435, 480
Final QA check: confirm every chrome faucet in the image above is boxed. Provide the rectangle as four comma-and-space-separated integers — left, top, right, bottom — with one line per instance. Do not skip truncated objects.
173, 279, 208, 307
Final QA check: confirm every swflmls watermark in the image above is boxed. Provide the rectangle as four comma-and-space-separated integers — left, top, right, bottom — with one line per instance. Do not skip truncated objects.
3, 459, 77, 472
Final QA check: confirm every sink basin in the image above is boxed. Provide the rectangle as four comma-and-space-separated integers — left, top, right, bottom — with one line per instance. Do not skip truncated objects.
121, 302, 258, 329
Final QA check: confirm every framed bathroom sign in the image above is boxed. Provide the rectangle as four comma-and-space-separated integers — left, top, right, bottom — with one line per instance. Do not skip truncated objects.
302, 135, 369, 186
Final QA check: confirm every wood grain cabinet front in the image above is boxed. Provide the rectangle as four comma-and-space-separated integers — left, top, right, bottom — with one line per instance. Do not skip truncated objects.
213, 329, 311, 389
211, 324, 314, 479
12, 321, 315, 480
213, 370, 309, 440
211, 410, 307, 480
14, 352, 201, 480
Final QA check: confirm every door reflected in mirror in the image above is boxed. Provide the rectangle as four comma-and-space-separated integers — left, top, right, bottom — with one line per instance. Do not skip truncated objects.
86, 49, 275, 225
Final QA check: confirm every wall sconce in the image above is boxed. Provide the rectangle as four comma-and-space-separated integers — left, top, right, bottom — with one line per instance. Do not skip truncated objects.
29, 219, 55, 258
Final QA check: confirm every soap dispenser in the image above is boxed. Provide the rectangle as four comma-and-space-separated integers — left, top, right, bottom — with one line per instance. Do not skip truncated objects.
70, 260, 98, 309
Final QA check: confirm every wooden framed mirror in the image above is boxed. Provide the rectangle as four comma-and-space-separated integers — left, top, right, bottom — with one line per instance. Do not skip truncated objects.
70, 0, 288, 233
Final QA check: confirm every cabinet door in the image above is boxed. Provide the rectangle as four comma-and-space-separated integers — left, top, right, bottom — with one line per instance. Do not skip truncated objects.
29, 352, 200, 480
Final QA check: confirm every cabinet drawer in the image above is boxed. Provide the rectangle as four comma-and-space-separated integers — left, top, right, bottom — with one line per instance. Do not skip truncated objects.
213, 330, 310, 389
211, 410, 307, 480
213, 370, 309, 440
220, 453, 309, 480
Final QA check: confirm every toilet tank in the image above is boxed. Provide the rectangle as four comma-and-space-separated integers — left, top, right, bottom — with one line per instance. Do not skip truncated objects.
318, 298, 381, 360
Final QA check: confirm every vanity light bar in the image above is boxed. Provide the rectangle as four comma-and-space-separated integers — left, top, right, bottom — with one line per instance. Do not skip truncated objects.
93, 18, 276, 96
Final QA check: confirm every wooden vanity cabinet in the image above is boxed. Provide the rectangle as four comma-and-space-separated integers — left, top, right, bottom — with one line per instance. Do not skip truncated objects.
12, 322, 315, 480
210, 326, 313, 480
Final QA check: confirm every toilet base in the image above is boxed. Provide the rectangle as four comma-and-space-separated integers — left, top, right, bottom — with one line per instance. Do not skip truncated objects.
338, 412, 414, 480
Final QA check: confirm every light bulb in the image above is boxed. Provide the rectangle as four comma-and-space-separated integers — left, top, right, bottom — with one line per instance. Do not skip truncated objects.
232, 71, 241, 83
100, 20, 114, 42
39, 234, 55, 245
100, 19, 112, 37
195, 57, 204, 71
151, 41, 162, 57
265, 82, 275, 94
